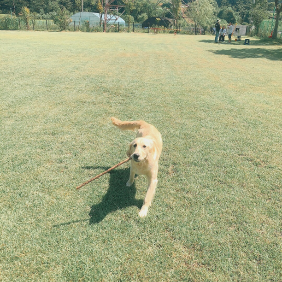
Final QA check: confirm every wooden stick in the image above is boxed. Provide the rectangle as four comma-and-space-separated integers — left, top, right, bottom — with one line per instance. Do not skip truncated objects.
76, 157, 131, 190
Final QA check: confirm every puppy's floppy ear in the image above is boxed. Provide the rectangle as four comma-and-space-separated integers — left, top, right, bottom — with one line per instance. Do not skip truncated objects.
126, 142, 133, 157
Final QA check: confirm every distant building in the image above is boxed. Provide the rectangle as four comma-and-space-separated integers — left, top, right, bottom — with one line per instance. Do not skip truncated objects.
70, 12, 125, 27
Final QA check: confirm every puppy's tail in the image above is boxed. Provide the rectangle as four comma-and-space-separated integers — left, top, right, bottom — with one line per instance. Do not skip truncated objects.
111, 117, 145, 131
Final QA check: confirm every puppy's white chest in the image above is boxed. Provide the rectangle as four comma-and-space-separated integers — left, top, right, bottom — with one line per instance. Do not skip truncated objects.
131, 160, 149, 175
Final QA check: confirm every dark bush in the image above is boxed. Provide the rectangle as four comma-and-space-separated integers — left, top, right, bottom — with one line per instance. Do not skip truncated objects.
0, 16, 19, 30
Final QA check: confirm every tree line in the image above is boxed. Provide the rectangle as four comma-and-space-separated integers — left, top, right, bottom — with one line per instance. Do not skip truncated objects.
0, 0, 281, 38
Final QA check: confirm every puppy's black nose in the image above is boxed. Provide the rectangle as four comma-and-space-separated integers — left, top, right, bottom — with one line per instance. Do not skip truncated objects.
133, 153, 140, 160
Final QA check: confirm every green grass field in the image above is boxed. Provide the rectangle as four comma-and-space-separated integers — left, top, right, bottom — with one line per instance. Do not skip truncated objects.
0, 31, 281, 281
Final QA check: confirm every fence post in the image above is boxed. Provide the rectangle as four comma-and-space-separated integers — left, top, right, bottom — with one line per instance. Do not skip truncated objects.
118, 22, 119, 32
133, 22, 134, 32
148, 24, 149, 33
74, 21, 76, 31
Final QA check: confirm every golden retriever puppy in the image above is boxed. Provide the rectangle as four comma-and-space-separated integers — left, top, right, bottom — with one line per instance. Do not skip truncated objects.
111, 117, 162, 217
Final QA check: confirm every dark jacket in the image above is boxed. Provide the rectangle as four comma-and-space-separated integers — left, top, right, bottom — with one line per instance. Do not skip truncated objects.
215, 22, 220, 32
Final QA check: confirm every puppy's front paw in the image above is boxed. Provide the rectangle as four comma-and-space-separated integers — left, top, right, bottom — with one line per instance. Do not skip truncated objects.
126, 180, 133, 187
139, 206, 148, 217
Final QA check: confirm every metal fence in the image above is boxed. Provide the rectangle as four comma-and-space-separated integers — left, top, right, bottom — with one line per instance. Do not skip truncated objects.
1, 15, 212, 35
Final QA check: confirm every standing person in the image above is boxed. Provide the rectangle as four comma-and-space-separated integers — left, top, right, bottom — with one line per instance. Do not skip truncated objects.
227, 23, 233, 43
219, 26, 226, 42
215, 19, 220, 43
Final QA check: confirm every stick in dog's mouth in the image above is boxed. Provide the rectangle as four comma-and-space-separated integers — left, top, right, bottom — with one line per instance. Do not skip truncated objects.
76, 157, 131, 190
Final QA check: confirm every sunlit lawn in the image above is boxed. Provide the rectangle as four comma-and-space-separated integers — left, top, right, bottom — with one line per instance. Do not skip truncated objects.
0, 30, 281, 281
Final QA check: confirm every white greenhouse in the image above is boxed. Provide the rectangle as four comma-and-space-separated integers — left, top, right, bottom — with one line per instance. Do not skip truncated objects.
70, 12, 125, 27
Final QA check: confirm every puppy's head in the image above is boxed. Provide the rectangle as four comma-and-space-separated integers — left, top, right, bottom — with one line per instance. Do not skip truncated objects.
127, 137, 154, 162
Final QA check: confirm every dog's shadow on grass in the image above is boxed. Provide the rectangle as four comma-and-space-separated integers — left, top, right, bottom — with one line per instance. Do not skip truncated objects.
84, 166, 143, 224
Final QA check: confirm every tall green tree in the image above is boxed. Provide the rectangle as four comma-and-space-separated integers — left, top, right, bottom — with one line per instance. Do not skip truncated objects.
170, 0, 181, 26
188, 0, 217, 34
250, 2, 268, 35
272, 0, 282, 39
51, 6, 71, 30
21, 6, 31, 29
29, 0, 49, 13
236, 0, 252, 23
0, 0, 29, 14
217, 6, 238, 24
123, 0, 135, 30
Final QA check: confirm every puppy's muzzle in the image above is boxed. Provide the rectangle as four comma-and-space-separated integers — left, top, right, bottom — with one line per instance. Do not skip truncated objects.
132, 153, 140, 162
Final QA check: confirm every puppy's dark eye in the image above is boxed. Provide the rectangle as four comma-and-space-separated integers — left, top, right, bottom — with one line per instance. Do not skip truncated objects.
143, 145, 146, 148
133, 144, 137, 148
